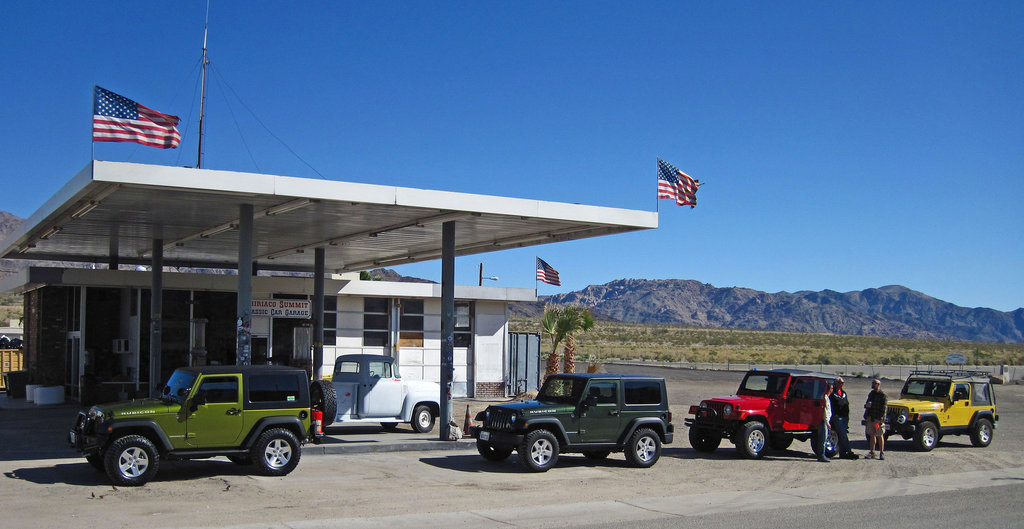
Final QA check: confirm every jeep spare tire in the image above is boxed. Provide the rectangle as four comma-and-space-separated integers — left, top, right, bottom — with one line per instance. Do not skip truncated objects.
310, 380, 337, 427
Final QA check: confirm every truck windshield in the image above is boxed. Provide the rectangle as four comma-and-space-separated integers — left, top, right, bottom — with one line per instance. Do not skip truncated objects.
162, 370, 197, 404
739, 373, 788, 395
902, 380, 950, 398
537, 376, 587, 404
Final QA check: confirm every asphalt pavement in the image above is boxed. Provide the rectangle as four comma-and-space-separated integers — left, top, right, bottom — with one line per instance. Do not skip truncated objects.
0, 393, 492, 461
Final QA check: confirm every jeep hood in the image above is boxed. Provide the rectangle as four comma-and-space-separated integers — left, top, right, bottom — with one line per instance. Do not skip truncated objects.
707, 394, 775, 410
887, 398, 943, 414
491, 400, 574, 415
97, 398, 180, 418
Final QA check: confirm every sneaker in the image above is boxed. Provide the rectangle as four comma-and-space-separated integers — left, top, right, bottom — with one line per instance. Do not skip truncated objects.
879, 452, 885, 460
867, 452, 875, 459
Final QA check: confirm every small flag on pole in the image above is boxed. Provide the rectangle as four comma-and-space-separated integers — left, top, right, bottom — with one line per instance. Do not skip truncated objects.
536, 258, 561, 286
657, 158, 701, 208
93, 86, 181, 148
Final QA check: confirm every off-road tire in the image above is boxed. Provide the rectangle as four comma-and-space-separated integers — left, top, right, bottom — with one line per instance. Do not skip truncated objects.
252, 428, 301, 476
310, 380, 337, 427
769, 433, 794, 451
104, 434, 160, 487
411, 404, 435, 433
624, 428, 661, 468
477, 439, 514, 461
582, 450, 612, 460
86, 454, 105, 471
689, 427, 722, 453
737, 421, 768, 459
518, 429, 559, 472
970, 418, 993, 447
913, 421, 939, 452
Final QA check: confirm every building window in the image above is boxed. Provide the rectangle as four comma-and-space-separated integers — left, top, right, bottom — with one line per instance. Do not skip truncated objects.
324, 296, 337, 344
363, 298, 389, 347
454, 302, 472, 347
398, 299, 424, 348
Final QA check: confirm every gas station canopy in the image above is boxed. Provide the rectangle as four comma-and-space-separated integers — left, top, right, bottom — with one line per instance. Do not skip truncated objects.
0, 161, 658, 271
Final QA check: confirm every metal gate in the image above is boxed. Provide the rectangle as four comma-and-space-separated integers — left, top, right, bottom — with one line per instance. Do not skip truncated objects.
506, 332, 540, 397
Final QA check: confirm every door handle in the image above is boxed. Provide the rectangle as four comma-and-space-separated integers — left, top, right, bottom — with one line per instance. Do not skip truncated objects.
226, 408, 242, 415
609, 410, 619, 416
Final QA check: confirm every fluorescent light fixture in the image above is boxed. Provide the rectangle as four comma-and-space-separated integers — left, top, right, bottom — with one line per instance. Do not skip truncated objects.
266, 248, 305, 260
200, 223, 238, 238
39, 226, 62, 240
70, 201, 100, 219
17, 244, 35, 254
263, 198, 314, 216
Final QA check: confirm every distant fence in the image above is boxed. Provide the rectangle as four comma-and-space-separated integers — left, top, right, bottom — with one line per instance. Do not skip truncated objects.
607, 361, 1020, 383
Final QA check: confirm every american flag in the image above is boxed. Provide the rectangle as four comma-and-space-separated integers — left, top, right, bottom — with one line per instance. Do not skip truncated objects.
657, 158, 701, 208
93, 86, 181, 148
536, 258, 561, 286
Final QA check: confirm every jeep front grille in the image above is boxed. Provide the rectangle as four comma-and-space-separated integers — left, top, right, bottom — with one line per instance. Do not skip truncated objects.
484, 408, 516, 431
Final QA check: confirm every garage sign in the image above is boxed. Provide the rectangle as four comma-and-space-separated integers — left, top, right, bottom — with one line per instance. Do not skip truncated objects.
251, 299, 311, 318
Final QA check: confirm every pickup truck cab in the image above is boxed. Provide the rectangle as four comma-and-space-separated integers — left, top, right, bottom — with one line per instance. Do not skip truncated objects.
328, 354, 441, 433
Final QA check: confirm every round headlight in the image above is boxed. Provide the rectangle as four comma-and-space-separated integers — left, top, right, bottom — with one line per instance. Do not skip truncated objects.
510, 414, 517, 423
87, 406, 105, 422
896, 412, 907, 424
722, 404, 733, 415
699, 401, 709, 409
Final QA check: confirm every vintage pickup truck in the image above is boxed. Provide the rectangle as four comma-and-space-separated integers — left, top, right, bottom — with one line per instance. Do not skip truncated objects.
325, 354, 441, 433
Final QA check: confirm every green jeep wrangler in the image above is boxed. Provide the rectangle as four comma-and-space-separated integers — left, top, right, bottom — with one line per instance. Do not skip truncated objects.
885, 370, 998, 451
68, 365, 335, 486
470, 373, 674, 472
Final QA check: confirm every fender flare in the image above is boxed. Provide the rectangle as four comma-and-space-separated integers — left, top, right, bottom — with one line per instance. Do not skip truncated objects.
968, 410, 996, 429
618, 418, 668, 445
241, 416, 307, 449
522, 418, 571, 445
106, 420, 175, 453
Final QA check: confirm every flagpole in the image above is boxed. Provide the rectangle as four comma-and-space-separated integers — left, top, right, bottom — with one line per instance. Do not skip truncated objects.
196, 0, 210, 168
90, 85, 96, 163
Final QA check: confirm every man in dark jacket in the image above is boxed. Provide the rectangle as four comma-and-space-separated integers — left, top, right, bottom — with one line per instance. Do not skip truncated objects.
864, 378, 888, 460
829, 377, 858, 460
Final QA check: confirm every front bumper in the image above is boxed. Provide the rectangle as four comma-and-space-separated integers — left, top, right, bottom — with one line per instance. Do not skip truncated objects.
68, 411, 104, 455
470, 427, 523, 447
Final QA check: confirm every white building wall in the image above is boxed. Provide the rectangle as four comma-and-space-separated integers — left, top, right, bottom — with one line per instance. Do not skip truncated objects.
474, 301, 507, 385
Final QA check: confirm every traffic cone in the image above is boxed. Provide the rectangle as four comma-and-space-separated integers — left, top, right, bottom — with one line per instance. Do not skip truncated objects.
463, 405, 475, 437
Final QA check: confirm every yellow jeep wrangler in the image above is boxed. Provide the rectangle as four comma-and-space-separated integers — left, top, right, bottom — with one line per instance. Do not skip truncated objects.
886, 370, 998, 451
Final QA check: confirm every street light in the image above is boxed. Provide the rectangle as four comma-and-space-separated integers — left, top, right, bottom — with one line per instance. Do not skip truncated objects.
478, 263, 499, 286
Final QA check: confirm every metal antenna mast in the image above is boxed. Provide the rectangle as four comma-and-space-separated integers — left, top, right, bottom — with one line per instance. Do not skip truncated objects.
196, 1, 210, 168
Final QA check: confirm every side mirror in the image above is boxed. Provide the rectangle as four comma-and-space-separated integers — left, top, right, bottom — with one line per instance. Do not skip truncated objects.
189, 392, 206, 412
584, 395, 598, 407
161, 385, 171, 396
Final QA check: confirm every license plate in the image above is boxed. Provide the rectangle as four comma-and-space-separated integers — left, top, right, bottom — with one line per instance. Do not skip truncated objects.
479, 431, 490, 441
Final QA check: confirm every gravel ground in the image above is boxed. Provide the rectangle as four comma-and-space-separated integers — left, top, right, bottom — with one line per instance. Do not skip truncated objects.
1, 365, 1020, 529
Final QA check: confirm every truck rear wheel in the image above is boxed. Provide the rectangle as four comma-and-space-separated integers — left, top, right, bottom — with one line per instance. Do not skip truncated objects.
411, 404, 435, 433
625, 428, 661, 468
252, 428, 301, 476
970, 418, 993, 447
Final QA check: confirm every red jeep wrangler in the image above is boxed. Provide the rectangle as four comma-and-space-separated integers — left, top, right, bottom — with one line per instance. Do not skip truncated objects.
685, 369, 838, 459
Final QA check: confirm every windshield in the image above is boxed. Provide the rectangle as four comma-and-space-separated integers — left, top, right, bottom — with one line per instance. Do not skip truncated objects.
537, 376, 587, 405
739, 373, 789, 395
902, 379, 950, 399
162, 370, 197, 404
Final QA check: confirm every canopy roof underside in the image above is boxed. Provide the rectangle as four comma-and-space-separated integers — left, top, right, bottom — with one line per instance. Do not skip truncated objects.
1, 161, 657, 273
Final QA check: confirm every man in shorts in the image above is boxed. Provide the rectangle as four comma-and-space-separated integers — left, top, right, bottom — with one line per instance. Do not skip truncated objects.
864, 378, 888, 460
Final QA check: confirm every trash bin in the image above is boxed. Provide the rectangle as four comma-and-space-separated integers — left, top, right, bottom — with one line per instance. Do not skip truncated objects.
4, 370, 28, 398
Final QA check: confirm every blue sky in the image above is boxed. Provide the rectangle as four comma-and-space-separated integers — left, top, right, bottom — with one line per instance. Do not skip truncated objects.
2, 2, 1022, 311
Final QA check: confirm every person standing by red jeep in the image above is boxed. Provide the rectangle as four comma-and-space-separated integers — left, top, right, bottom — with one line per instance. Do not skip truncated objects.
829, 377, 859, 460
864, 378, 888, 460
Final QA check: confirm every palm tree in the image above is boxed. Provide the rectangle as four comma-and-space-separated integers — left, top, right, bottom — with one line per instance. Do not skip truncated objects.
542, 304, 596, 379
559, 305, 595, 374
542, 305, 567, 380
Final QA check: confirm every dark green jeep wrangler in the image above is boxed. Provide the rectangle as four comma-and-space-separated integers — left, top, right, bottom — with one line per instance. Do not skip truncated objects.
471, 373, 674, 472
68, 365, 334, 486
